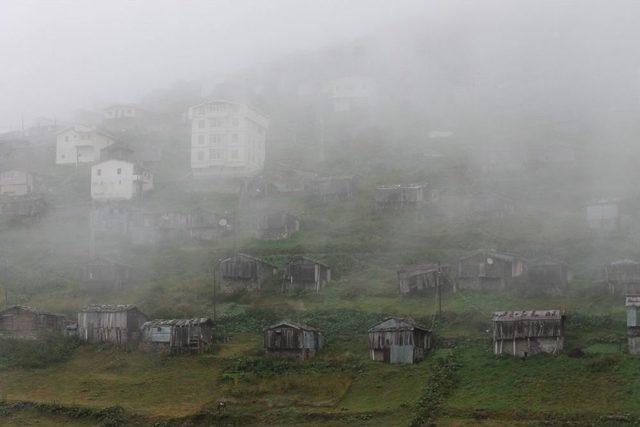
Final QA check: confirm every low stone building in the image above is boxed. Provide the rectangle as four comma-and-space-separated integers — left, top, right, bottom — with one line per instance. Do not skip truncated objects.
627, 296, 640, 355
368, 317, 433, 364
282, 256, 331, 293
458, 250, 527, 291
604, 259, 640, 295
492, 310, 565, 357
398, 264, 450, 295
0, 305, 65, 340
77, 304, 148, 347
140, 318, 213, 354
264, 321, 322, 359
219, 253, 278, 294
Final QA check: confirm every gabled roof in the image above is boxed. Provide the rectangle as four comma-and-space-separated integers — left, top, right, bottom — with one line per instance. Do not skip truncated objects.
80, 304, 139, 313
369, 317, 430, 333
266, 320, 320, 332
398, 264, 447, 280
56, 125, 116, 140
220, 253, 278, 269
287, 255, 330, 268
0, 305, 63, 318
142, 318, 212, 328
491, 310, 563, 322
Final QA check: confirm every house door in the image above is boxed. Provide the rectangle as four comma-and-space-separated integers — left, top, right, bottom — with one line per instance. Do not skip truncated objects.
383, 347, 390, 363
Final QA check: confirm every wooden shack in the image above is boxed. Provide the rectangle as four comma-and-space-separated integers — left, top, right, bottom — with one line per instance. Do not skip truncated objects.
368, 317, 433, 364
604, 259, 640, 295
219, 253, 278, 294
258, 212, 300, 240
306, 176, 356, 201
626, 296, 640, 355
374, 184, 425, 211
527, 260, 569, 292
282, 256, 331, 293
79, 257, 132, 288
492, 310, 564, 357
397, 264, 451, 295
457, 250, 527, 291
0, 305, 65, 340
140, 318, 213, 354
264, 321, 322, 359
77, 304, 148, 347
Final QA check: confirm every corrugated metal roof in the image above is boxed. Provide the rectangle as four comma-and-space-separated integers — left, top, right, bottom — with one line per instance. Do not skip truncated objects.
492, 310, 563, 322
80, 304, 138, 313
369, 317, 430, 333
141, 318, 212, 328
267, 320, 320, 332
0, 305, 63, 317
626, 296, 640, 307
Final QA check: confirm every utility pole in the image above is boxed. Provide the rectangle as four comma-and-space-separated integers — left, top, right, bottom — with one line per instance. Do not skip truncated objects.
435, 263, 443, 317
210, 263, 217, 322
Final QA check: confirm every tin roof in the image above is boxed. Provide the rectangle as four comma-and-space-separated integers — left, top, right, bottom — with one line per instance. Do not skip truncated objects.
369, 317, 430, 333
492, 310, 563, 322
0, 305, 63, 317
142, 318, 212, 328
80, 304, 138, 313
626, 296, 640, 307
267, 320, 320, 332
220, 253, 279, 269
397, 264, 446, 280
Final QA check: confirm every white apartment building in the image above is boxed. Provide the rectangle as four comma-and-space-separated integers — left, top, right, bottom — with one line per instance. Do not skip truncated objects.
188, 100, 269, 177
90, 159, 153, 201
56, 125, 115, 165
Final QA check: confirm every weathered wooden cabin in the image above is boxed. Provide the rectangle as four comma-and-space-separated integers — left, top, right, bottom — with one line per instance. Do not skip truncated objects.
264, 321, 322, 359
79, 257, 132, 288
604, 259, 640, 295
457, 250, 527, 291
397, 264, 451, 295
527, 260, 569, 292
258, 212, 300, 240
77, 304, 148, 347
368, 317, 433, 364
306, 176, 356, 201
374, 184, 425, 211
140, 318, 213, 354
492, 310, 564, 357
0, 305, 65, 340
282, 256, 331, 293
626, 296, 640, 355
219, 253, 278, 294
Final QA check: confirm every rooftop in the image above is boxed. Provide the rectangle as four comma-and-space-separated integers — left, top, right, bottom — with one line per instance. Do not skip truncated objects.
492, 310, 563, 322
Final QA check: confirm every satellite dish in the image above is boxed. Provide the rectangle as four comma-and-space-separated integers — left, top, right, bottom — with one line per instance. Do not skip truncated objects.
219, 218, 228, 227
487, 257, 494, 265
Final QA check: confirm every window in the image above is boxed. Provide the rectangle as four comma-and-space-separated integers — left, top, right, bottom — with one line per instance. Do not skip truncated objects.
97, 169, 101, 176
209, 148, 223, 160
209, 134, 224, 144
117, 168, 122, 175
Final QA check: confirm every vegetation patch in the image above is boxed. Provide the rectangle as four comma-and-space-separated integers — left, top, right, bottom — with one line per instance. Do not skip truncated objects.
0, 336, 78, 369
411, 350, 460, 426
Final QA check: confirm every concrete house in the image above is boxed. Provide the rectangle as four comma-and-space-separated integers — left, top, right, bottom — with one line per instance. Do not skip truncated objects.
398, 264, 451, 295
368, 317, 433, 364
282, 256, 331, 293
604, 259, 640, 295
258, 212, 300, 240
91, 159, 153, 201
140, 318, 213, 354
0, 305, 65, 340
458, 250, 527, 291
626, 296, 640, 355
219, 253, 279, 294
56, 125, 115, 165
264, 321, 322, 359
374, 184, 426, 211
77, 304, 148, 347
0, 170, 34, 196
492, 310, 565, 357
188, 100, 269, 178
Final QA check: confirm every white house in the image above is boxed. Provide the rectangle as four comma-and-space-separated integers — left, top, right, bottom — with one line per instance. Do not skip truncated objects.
188, 100, 269, 178
56, 125, 115, 165
0, 170, 34, 196
91, 159, 153, 201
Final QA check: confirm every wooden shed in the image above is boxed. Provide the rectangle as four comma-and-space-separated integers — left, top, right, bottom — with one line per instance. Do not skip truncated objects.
140, 318, 213, 354
626, 296, 640, 355
282, 256, 331, 293
492, 310, 564, 357
0, 305, 65, 340
458, 250, 527, 291
604, 259, 640, 295
258, 212, 300, 240
368, 317, 432, 364
397, 264, 451, 295
374, 184, 426, 211
264, 321, 322, 359
219, 253, 278, 294
527, 260, 569, 292
77, 304, 148, 347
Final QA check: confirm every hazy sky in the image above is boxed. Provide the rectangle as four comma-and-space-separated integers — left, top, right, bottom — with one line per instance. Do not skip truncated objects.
0, 0, 431, 131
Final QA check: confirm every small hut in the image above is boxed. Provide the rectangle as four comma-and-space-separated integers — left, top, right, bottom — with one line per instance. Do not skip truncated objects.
306, 176, 356, 201
258, 212, 300, 240
219, 253, 278, 294
368, 317, 433, 364
0, 305, 65, 340
264, 321, 322, 359
492, 310, 564, 357
626, 296, 640, 354
77, 304, 148, 347
457, 250, 527, 291
604, 259, 640, 295
140, 318, 213, 354
527, 260, 569, 292
397, 264, 450, 295
374, 184, 426, 211
282, 256, 331, 293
